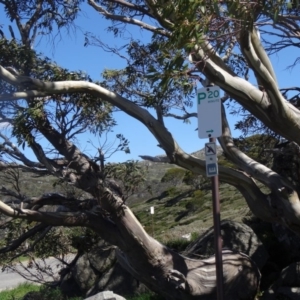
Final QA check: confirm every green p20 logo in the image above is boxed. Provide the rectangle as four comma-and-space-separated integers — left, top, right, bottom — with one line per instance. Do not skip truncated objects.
198, 90, 220, 104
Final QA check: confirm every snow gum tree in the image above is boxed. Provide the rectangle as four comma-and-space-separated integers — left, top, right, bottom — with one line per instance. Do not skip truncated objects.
1, 0, 300, 299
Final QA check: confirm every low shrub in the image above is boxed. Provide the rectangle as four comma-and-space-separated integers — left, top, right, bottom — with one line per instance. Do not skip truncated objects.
0, 283, 40, 300
165, 186, 180, 197
0, 284, 83, 300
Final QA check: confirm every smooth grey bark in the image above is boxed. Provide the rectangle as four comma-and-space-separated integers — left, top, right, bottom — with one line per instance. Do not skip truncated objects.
80, 0, 300, 237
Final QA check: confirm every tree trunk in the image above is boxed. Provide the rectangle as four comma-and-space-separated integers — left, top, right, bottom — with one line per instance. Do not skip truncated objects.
100, 191, 260, 300
0, 68, 261, 299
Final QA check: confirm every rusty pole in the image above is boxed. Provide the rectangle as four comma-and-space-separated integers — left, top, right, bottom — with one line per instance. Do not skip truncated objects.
209, 136, 224, 300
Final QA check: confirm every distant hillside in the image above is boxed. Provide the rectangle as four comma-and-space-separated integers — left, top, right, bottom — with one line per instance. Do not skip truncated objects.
0, 146, 251, 243
139, 145, 223, 163
127, 146, 251, 242
190, 146, 223, 159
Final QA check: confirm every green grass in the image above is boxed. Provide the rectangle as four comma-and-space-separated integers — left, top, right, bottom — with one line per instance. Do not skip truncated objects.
0, 283, 40, 300
0, 284, 165, 300
127, 292, 164, 300
130, 173, 253, 243
0, 284, 83, 300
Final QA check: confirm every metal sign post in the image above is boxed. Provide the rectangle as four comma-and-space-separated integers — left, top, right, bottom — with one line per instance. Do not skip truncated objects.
206, 139, 223, 300
198, 86, 224, 300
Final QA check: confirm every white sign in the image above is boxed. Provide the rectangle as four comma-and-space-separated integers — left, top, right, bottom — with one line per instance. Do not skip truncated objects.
150, 206, 154, 214
205, 142, 218, 177
205, 142, 217, 156
197, 86, 222, 139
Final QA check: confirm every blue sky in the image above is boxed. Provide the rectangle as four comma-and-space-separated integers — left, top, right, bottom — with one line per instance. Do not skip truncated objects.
1, 3, 300, 163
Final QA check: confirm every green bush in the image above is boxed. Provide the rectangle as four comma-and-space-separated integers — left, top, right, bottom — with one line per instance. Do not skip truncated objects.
0, 284, 83, 300
164, 238, 191, 252
192, 190, 204, 199
191, 232, 199, 241
183, 171, 205, 189
184, 190, 207, 210
161, 168, 186, 185
0, 283, 40, 300
165, 186, 180, 197
36, 286, 83, 300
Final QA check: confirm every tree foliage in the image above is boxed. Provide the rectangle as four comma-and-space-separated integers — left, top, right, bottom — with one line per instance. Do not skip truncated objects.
161, 167, 186, 186
182, 171, 206, 191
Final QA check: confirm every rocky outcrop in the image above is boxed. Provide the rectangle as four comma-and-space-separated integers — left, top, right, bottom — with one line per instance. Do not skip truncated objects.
59, 240, 147, 298
262, 262, 300, 300
59, 220, 269, 299
183, 219, 269, 269
271, 223, 300, 264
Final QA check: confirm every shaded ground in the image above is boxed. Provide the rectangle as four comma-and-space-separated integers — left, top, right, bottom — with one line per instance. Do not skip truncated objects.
0, 255, 75, 291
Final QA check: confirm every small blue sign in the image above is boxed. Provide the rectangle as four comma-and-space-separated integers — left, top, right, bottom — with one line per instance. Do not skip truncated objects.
206, 163, 218, 177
